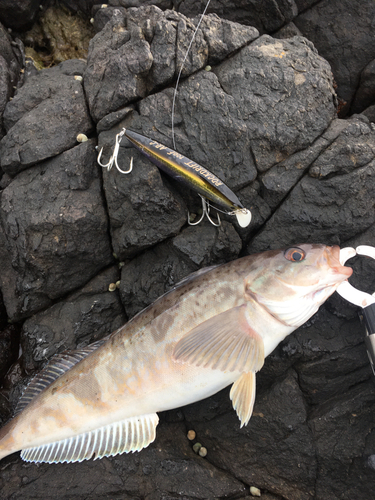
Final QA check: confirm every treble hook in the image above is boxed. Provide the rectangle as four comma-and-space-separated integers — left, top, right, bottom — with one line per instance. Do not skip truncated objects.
97, 128, 133, 174
188, 195, 221, 227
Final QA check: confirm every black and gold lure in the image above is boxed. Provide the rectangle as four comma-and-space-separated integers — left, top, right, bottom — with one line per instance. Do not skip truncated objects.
97, 128, 252, 228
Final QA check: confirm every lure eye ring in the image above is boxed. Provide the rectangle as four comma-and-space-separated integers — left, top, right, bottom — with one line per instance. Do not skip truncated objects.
284, 247, 306, 262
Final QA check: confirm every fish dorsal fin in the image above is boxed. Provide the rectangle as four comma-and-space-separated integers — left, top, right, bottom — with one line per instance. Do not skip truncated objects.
15, 340, 106, 416
21, 413, 159, 464
172, 305, 265, 373
230, 371, 256, 427
172, 264, 220, 288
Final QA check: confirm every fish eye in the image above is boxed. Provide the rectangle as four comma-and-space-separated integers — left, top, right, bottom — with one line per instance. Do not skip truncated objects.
284, 247, 306, 262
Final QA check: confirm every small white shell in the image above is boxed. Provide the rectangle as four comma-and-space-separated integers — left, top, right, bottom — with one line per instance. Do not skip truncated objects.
187, 430, 196, 440
192, 443, 202, 454
250, 486, 261, 497
198, 446, 207, 457
77, 133, 88, 143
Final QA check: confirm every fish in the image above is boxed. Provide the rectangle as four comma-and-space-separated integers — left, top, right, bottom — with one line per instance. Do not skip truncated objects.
0, 244, 352, 464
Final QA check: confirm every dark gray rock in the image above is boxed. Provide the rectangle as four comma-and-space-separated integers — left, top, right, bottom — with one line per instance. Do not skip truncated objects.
0, 324, 19, 381
0, 140, 113, 321
309, 118, 375, 179
184, 369, 317, 500
0, 23, 21, 139
309, 381, 375, 500
60, 0, 99, 15
0, 0, 40, 31
214, 35, 336, 172
21, 266, 126, 374
363, 104, 375, 124
294, 0, 375, 112
178, 0, 298, 33
92, 5, 128, 32
120, 221, 242, 318
109, 0, 172, 8
274, 20, 303, 39
248, 118, 375, 253
0, 291, 7, 330
84, 5, 258, 122
0, 60, 93, 176
260, 119, 352, 209
351, 59, 375, 115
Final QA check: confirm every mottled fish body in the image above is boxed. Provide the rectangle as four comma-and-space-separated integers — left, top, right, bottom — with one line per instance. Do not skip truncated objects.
0, 245, 352, 464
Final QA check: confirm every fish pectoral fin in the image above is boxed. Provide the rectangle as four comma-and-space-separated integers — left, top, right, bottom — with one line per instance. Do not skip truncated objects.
230, 372, 256, 427
172, 304, 265, 372
21, 413, 159, 464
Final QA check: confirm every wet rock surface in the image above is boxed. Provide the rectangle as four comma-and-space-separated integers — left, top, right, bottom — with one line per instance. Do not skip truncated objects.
0, 2, 374, 499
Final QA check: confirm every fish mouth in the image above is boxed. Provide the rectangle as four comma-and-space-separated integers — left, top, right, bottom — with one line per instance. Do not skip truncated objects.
326, 245, 354, 278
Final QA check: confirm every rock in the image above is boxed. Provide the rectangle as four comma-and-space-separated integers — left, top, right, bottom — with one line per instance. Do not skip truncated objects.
21, 266, 126, 374
0, 60, 93, 176
0, 291, 7, 330
0, 140, 113, 321
214, 35, 336, 172
0, 391, 11, 427
309, 381, 375, 500
60, 0, 99, 15
309, 118, 375, 179
84, 5, 258, 122
178, 0, 298, 33
260, 119, 354, 210
0, 324, 19, 381
274, 21, 303, 39
0, 0, 40, 31
120, 221, 242, 318
248, 118, 375, 252
294, 0, 375, 112
109, 0, 172, 9
184, 369, 317, 500
362, 104, 375, 124
351, 59, 375, 115
0, 23, 21, 139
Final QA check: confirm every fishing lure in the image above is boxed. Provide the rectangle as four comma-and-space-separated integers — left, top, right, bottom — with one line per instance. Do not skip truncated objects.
97, 128, 252, 228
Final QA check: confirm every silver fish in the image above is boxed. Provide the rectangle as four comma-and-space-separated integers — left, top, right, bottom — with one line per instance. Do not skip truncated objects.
0, 244, 352, 464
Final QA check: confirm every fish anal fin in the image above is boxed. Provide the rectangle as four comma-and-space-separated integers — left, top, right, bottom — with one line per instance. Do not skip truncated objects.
230, 372, 256, 428
21, 413, 159, 464
172, 304, 264, 373
15, 340, 105, 416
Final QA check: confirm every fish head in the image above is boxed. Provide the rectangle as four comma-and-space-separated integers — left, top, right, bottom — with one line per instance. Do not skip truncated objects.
244, 244, 353, 327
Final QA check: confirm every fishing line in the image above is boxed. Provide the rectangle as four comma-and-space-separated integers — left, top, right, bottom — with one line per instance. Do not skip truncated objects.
171, 0, 211, 150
